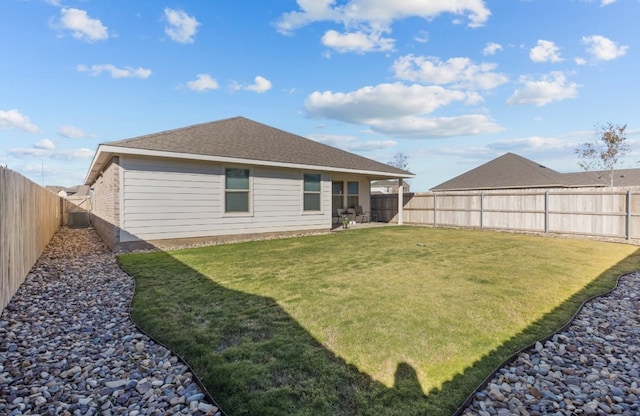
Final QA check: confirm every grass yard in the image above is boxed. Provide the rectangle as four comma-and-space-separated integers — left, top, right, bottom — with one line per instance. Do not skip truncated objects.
119, 226, 640, 416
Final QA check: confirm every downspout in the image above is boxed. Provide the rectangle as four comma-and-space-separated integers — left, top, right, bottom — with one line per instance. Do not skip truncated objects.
397, 178, 404, 225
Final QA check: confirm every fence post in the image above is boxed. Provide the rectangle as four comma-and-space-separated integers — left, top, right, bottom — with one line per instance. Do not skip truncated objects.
433, 193, 437, 227
397, 183, 404, 225
544, 191, 549, 234
480, 191, 484, 229
627, 190, 632, 241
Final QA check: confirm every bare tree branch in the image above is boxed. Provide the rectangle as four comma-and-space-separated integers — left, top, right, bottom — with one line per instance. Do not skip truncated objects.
575, 122, 629, 187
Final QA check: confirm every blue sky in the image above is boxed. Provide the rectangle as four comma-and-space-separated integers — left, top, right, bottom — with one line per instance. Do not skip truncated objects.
2, 0, 638, 191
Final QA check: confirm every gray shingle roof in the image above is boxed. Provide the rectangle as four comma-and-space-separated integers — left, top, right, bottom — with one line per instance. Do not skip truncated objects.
430, 153, 567, 191
431, 152, 640, 191
106, 116, 411, 176
561, 169, 640, 187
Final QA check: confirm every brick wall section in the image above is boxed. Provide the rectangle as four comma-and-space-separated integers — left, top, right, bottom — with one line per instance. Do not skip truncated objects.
90, 156, 120, 249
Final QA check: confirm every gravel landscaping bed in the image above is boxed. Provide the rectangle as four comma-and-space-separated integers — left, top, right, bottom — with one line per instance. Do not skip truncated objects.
0, 227, 222, 416
2, 226, 639, 416
460, 271, 640, 416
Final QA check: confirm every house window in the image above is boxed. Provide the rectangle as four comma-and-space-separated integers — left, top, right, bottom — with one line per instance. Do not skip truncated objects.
225, 168, 250, 213
303, 173, 321, 211
347, 181, 359, 208
332, 181, 344, 213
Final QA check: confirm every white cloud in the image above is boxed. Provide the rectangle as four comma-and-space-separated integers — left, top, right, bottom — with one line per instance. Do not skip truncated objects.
309, 134, 396, 151
58, 125, 89, 138
187, 74, 219, 92
164, 8, 200, 43
482, 42, 503, 56
529, 40, 563, 63
487, 136, 568, 152
414, 30, 429, 44
581, 35, 628, 61
244, 76, 272, 93
54, 8, 109, 42
9, 141, 54, 157
34, 138, 55, 150
77, 64, 152, 79
303, 82, 499, 137
392, 55, 508, 90
9, 147, 48, 158
0, 109, 39, 133
507, 71, 580, 107
305, 83, 476, 123
322, 29, 394, 53
368, 115, 504, 138
276, 0, 491, 34
9, 140, 93, 160
579, 0, 617, 6
52, 148, 94, 161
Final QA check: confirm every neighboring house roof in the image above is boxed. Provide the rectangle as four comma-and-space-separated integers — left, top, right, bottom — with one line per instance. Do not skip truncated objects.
562, 169, 640, 187
371, 179, 411, 194
46, 184, 91, 197
372, 179, 401, 187
431, 153, 568, 191
431, 152, 640, 191
84, 116, 414, 185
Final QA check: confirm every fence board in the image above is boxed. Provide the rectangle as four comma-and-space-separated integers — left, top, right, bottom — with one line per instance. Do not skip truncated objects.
1, 167, 62, 310
372, 187, 640, 241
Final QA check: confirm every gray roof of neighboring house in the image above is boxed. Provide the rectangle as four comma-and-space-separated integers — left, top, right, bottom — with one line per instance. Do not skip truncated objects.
371, 179, 410, 190
46, 184, 91, 196
430, 152, 640, 191
562, 169, 640, 187
431, 153, 568, 191
372, 179, 404, 186
85, 116, 413, 184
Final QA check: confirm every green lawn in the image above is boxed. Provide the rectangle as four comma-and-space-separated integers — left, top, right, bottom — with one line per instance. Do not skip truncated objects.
118, 226, 640, 416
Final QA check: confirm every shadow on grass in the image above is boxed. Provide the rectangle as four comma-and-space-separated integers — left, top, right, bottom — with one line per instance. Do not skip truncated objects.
120, 246, 640, 416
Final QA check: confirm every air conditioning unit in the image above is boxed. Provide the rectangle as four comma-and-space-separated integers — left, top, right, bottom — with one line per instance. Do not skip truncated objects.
68, 210, 90, 228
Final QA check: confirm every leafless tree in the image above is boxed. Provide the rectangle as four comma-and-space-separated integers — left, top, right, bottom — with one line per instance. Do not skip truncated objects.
387, 152, 409, 171
575, 122, 629, 187
387, 152, 410, 186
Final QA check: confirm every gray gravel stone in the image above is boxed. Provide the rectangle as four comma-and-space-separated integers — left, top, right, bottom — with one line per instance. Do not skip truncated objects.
0, 227, 222, 416
461, 270, 640, 415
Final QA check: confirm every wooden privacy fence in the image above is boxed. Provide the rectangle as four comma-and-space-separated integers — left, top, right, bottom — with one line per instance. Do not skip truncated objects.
372, 187, 640, 241
1, 166, 62, 310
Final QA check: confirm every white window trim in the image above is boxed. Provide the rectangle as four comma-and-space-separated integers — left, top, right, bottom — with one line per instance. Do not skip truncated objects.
302, 172, 322, 214
222, 166, 253, 217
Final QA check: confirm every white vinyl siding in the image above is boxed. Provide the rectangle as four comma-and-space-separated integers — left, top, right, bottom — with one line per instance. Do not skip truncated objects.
119, 155, 331, 242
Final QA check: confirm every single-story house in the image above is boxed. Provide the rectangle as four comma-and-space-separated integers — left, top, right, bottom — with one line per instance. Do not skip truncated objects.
430, 152, 640, 191
84, 116, 414, 250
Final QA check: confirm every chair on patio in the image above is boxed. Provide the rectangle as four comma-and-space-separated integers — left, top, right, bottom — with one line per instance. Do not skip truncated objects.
355, 205, 370, 223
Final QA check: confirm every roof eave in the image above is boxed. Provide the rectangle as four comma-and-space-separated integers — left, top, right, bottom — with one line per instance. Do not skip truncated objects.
83, 145, 110, 185
84, 145, 414, 185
